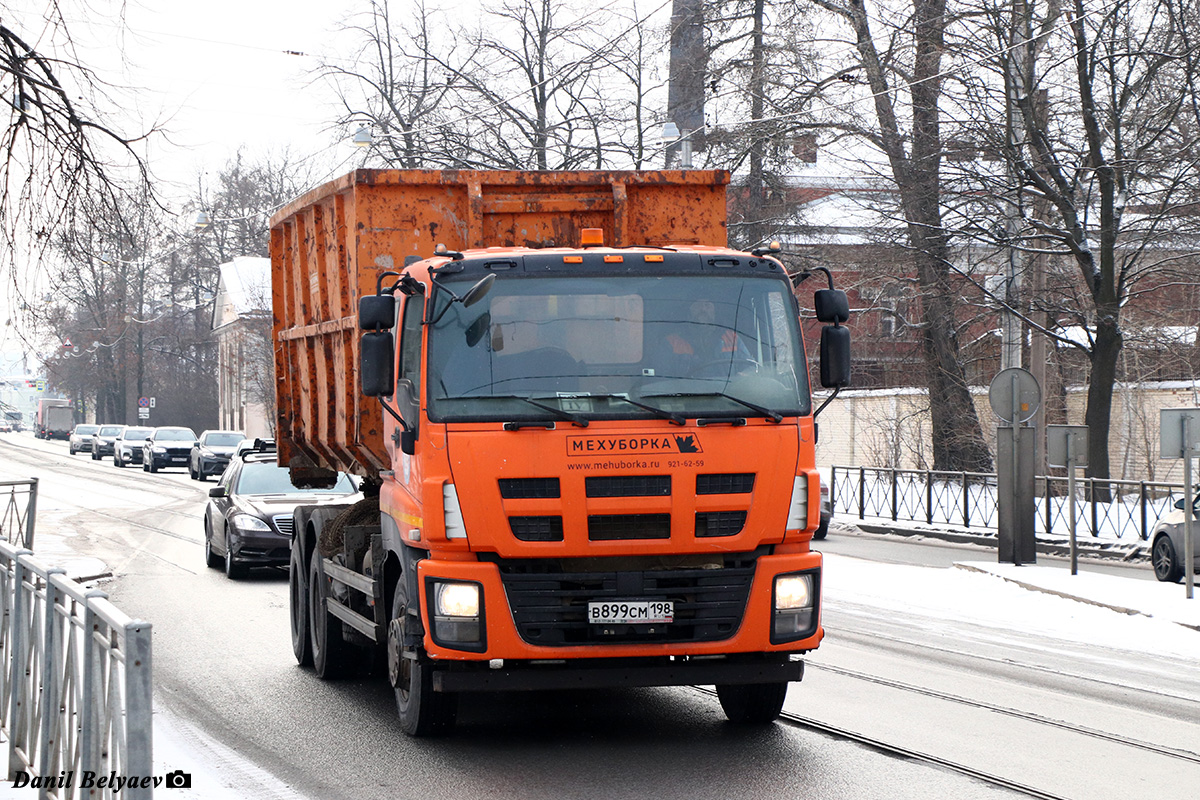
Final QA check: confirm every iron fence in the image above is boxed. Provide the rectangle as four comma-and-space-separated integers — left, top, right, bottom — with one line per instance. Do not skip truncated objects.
0, 542, 153, 799
831, 465, 1184, 541
0, 479, 37, 549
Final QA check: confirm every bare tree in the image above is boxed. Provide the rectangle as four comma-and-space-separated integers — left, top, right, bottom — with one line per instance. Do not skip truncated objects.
796, 0, 993, 472
0, 8, 153, 298
947, 0, 1200, 486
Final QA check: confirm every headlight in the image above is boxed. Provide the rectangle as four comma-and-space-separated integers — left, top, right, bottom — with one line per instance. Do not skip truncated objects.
775, 574, 812, 610
152, 446, 166, 453
772, 571, 817, 643
429, 579, 485, 649
231, 514, 271, 532
435, 582, 480, 617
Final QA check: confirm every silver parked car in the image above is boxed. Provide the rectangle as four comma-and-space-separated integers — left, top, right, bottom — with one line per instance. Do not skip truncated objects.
68, 424, 100, 455
190, 430, 245, 481
91, 424, 126, 460
1151, 495, 1200, 582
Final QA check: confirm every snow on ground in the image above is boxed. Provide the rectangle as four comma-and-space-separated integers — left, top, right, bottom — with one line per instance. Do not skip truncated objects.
822, 553, 1200, 661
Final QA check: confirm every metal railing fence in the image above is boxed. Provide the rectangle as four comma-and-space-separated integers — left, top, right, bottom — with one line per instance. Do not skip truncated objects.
1, 479, 38, 549
0, 542, 153, 799
831, 466, 1184, 541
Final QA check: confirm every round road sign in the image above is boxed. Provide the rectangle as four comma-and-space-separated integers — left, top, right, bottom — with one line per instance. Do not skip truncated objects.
988, 367, 1040, 424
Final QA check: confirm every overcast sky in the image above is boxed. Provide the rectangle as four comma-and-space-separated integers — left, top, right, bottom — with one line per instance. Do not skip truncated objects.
64, 0, 366, 196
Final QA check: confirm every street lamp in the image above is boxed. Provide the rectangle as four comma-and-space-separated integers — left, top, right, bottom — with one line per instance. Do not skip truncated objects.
352, 126, 373, 148
194, 211, 214, 230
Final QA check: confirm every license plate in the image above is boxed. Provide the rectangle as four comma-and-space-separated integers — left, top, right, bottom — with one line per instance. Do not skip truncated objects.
588, 600, 673, 624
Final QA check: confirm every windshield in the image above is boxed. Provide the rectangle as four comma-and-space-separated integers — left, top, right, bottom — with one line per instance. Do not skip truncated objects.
236, 461, 358, 496
204, 433, 244, 446
427, 273, 808, 422
74, 425, 100, 435
99, 426, 124, 436
122, 428, 153, 440
155, 429, 196, 442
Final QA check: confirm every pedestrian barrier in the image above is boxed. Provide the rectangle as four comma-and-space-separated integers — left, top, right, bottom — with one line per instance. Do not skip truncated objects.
0, 479, 37, 549
831, 465, 1185, 542
0, 542, 153, 799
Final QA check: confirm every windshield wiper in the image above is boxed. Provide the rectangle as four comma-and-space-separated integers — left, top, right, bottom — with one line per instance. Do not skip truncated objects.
642, 391, 783, 423
443, 394, 590, 427
585, 394, 686, 425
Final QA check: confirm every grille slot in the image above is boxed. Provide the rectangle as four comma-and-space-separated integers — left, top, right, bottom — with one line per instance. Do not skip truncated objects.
585, 475, 671, 497
588, 514, 671, 540
697, 473, 756, 494
499, 478, 561, 499
272, 515, 295, 536
499, 561, 756, 645
695, 511, 747, 537
509, 516, 564, 542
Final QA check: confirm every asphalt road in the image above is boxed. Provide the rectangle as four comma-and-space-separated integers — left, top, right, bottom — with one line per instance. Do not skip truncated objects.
4, 432, 1197, 800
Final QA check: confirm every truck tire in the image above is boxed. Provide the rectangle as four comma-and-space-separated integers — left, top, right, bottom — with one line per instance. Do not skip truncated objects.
388, 580, 457, 736
308, 553, 349, 678
716, 682, 789, 724
290, 544, 312, 666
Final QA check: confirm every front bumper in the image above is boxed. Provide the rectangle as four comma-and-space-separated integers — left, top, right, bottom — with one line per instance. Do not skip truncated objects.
229, 530, 291, 567
201, 456, 231, 476
416, 550, 823, 662
434, 653, 803, 693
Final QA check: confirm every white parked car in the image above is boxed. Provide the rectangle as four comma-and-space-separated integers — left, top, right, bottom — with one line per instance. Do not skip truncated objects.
1151, 495, 1200, 582
68, 424, 101, 455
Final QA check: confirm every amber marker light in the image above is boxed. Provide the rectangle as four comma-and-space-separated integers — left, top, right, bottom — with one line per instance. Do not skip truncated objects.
580, 228, 605, 246
644, 254, 664, 262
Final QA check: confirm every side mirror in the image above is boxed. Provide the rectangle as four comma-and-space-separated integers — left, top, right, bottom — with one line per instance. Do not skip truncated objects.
814, 289, 850, 324
359, 294, 396, 330
399, 427, 416, 456
1176, 498, 1186, 510
819, 324, 851, 388
462, 273, 496, 308
208, 486, 226, 498
361, 331, 395, 397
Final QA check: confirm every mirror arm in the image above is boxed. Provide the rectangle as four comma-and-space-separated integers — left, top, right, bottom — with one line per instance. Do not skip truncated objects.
378, 397, 409, 432
813, 386, 842, 419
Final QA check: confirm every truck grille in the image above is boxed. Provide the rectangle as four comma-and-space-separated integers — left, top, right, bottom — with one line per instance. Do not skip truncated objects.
585, 476, 670, 497
499, 478, 561, 499
497, 556, 758, 645
509, 516, 564, 542
588, 514, 671, 540
695, 511, 747, 538
272, 515, 295, 536
696, 473, 756, 494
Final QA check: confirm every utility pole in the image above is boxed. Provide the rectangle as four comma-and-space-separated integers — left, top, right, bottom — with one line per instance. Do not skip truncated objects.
666, 0, 706, 168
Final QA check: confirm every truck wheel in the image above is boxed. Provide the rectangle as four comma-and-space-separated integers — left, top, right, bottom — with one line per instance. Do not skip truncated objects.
716, 682, 789, 724
388, 581, 457, 736
290, 545, 313, 666
308, 553, 348, 678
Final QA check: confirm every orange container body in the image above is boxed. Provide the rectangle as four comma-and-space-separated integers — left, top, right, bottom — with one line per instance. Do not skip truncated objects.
269, 169, 730, 479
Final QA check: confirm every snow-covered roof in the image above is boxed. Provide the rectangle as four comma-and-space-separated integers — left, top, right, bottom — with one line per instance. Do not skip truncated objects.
212, 256, 271, 332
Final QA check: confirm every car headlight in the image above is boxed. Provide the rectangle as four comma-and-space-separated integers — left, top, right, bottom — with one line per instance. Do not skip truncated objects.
152, 445, 166, 453
231, 514, 271, 532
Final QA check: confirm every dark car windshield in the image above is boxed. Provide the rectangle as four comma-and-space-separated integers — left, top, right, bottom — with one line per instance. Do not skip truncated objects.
98, 426, 124, 436
427, 272, 808, 423
235, 461, 357, 496
203, 432, 245, 446
154, 429, 196, 442
122, 427, 153, 440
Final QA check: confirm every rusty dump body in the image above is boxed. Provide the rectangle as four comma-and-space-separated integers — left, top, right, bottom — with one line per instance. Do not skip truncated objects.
274, 169, 827, 733
270, 169, 730, 479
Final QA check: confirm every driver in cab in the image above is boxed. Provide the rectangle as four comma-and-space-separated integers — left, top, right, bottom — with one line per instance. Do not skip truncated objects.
663, 299, 752, 375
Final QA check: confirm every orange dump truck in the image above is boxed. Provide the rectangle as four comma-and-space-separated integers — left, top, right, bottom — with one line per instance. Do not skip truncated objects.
272, 169, 850, 735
